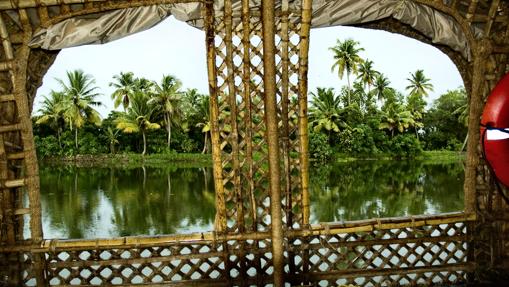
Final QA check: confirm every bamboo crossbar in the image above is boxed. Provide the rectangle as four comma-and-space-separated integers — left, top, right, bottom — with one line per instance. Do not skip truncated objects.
0, 212, 475, 253
0, 0, 203, 10
291, 262, 476, 282
0, 94, 15, 102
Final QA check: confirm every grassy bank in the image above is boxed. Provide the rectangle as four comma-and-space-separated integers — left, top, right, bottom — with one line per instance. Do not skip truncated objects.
41, 153, 212, 168
41, 150, 464, 168
332, 150, 465, 163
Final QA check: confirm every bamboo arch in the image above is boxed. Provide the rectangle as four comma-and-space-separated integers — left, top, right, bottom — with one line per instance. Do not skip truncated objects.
0, 0, 508, 286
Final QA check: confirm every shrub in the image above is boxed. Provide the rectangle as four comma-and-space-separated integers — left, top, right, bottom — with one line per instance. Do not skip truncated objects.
309, 132, 333, 162
388, 134, 423, 158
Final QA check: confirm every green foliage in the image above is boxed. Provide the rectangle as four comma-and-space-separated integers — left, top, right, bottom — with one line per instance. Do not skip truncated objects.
309, 132, 333, 163
388, 134, 423, 158
33, 39, 467, 161
422, 88, 467, 150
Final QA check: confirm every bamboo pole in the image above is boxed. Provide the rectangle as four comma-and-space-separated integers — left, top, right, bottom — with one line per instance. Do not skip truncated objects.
298, 0, 312, 226
0, 0, 202, 10
280, 0, 292, 229
262, 1, 285, 284
240, 0, 257, 232
224, 0, 244, 233
0, 212, 475, 253
205, 0, 227, 233
464, 42, 490, 214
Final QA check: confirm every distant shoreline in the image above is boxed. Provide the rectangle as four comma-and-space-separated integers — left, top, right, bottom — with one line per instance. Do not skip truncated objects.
40, 150, 465, 168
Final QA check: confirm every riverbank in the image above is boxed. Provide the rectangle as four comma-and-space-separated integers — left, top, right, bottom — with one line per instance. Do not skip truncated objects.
40, 150, 464, 168
332, 150, 465, 163
41, 153, 212, 168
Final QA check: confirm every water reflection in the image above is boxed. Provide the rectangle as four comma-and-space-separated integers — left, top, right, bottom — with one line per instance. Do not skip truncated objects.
39, 166, 216, 239
39, 160, 464, 239
309, 160, 464, 223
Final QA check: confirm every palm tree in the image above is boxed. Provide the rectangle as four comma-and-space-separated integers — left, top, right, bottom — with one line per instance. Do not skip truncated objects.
105, 127, 120, 154
329, 38, 364, 105
134, 77, 154, 93
115, 92, 160, 155
35, 91, 66, 147
149, 75, 185, 149
379, 108, 416, 138
195, 95, 211, 154
57, 70, 102, 151
110, 72, 135, 110
452, 88, 469, 151
373, 73, 391, 103
309, 87, 344, 143
357, 59, 378, 94
406, 69, 434, 97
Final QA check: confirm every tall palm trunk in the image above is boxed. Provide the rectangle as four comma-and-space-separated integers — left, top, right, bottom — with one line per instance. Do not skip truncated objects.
461, 133, 468, 151
202, 132, 209, 154
142, 131, 147, 155
165, 114, 171, 148
74, 128, 78, 152
346, 72, 351, 106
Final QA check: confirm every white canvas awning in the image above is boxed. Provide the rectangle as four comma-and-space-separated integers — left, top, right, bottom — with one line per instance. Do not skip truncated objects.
28, 0, 474, 59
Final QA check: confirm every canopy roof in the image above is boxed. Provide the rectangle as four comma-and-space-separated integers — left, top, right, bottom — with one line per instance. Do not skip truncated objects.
20, 1, 473, 59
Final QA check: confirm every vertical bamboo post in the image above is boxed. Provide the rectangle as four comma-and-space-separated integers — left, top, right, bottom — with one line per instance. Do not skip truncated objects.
464, 41, 491, 214
298, 0, 312, 226
224, 0, 244, 232
241, 0, 257, 232
205, 0, 227, 233
261, 0, 285, 285
280, 0, 292, 229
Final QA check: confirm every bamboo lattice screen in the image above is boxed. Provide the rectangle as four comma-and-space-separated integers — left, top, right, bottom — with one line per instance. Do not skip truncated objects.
0, 0, 509, 286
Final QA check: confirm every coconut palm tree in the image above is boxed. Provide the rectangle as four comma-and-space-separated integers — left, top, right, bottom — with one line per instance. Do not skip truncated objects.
110, 71, 135, 110
149, 75, 185, 149
406, 69, 434, 97
329, 38, 364, 105
309, 87, 344, 143
379, 108, 416, 138
115, 92, 160, 155
35, 90, 66, 147
452, 88, 469, 151
373, 73, 391, 103
134, 77, 154, 93
105, 127, 120, 154
357, 59, 378, 94
57, 70, 102, 152
195, 95, 211, 154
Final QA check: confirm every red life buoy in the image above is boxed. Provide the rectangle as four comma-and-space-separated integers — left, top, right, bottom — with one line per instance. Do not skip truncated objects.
481, 73, 509, 188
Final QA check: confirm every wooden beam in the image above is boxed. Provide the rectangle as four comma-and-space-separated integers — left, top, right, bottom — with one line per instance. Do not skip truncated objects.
0, 0, 202, 10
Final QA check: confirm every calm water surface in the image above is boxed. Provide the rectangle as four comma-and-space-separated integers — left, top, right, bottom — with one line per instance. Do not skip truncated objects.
39, 160, 464, 239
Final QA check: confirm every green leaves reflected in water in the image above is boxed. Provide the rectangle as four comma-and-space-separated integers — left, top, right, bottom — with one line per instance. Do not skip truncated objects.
39, 166, 215, 239
309, 160, 464, 223
40, 160, 464, 239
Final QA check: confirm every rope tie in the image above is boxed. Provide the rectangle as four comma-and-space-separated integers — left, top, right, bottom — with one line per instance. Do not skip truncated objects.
376, 218, 382, 229
323, 223, 330, 235
49, 239, 56, 253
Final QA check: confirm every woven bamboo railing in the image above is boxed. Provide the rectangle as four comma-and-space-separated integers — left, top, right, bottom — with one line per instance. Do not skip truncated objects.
1, 0, 509, 286
0, 212, 477, 285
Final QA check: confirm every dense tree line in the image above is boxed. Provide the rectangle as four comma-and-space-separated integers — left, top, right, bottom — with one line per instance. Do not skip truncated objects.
33, 38, 467, 160
308, 39, 467, 161
34, 70, 210, 157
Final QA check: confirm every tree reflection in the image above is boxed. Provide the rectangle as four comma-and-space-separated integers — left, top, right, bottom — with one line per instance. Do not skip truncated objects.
309, 160, 464, 223
39, 160, 464, 238
39, 165, 216, 239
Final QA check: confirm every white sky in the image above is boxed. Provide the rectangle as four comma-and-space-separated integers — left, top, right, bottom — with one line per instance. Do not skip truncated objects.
34, 16, 464, 117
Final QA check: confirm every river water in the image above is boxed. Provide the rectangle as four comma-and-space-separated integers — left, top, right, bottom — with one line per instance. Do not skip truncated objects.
39, 160, 464, 239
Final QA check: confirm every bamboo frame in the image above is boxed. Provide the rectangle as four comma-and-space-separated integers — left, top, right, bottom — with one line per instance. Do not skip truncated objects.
0, 212, 476, 252
1, 0, 509, 286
